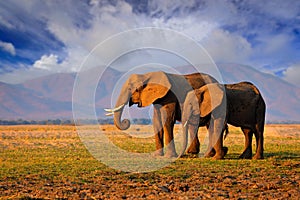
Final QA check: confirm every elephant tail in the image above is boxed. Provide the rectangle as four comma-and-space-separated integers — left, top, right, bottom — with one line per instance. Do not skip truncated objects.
223, 124, 229, 140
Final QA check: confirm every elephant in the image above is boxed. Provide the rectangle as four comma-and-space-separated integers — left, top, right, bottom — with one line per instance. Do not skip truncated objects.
181, 81, 266, 160
104, 71, 218, 158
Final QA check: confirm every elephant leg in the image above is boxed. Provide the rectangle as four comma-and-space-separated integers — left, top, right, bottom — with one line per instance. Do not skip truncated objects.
204, 122, 215, 158
204, 121, 228, 158
212, 134, 225, 160
152, 104, 164, 156
211, 118, 226, 160
187, 124, 200, 154
239, 128, 253, 159
163, 121, 177, 158
253, 123, 264, 159
160, 104, 178, 158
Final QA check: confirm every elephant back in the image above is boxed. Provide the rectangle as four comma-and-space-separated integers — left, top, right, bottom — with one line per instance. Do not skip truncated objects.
184, 73, 219, 89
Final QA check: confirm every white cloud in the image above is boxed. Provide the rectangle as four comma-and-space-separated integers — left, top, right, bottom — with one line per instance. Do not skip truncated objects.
33, 54, 59, 70
283, 63, 300, 87
201, 29, 252, 63
249, 33, 298, 68
1, 0, 299, 83
35, 0, 224, 73
0, 41, 16, 55
0, 1, 259, 79
257, 34, 292, 55
74, 0, 280, 70
0, 15, 14, 29
152, 16, 218, 41
248, 0, 300, 20
42, 1, 137, 51
33, 47, 96, 73
0, 67, 52, 84
29, 1, 142, 73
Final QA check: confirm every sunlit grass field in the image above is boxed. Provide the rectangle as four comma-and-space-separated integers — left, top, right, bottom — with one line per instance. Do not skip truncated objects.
0, 124, 299, 199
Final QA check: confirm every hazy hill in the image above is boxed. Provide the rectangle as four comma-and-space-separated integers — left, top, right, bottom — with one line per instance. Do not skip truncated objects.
0, 82, 71, 119
0, 64, 299, 122
22, 73, 76, 102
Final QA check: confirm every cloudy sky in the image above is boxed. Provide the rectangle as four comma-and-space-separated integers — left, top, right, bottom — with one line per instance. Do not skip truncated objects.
0, 0, 299, 86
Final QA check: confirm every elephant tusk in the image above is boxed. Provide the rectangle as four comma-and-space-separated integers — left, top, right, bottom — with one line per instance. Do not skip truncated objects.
105, 112, 114, 116
104, 104, 125, 112
183, 121, 188, 127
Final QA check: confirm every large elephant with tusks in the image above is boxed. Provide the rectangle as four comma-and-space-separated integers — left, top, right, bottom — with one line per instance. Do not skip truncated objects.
105, 71, 218, 158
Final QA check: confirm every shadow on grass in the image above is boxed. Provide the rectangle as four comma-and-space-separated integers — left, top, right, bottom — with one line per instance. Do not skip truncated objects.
180, 152, 300, 161
224, 153, 243, 160
264, 152, 300, 160
225, 152, 300, 160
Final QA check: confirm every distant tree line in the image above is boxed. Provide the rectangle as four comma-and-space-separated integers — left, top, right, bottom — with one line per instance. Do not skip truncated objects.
0, 118, 152, 125
0, 118, 298, 125
265, 120, 300, 124
0, 119, 74, 125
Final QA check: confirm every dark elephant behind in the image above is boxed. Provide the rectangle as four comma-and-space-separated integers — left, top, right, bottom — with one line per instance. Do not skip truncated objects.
225, 81, 266, 159
182, 81, 266, 159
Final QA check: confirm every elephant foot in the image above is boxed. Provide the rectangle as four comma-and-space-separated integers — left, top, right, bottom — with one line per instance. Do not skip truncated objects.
152, 149, 164, 157
253, 153, 264, 160
212, 147, 228, 160
212, 155, 224, 160
204, 147, 228, 158
239, 148, 252, 159
187, 142, 200, 154
164, 151, 178, 158
204, 148, 216, 158
222, 146, 228, 157
187, 148, 200, 154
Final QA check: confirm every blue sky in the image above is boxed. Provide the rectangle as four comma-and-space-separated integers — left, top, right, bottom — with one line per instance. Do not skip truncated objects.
0, 0, 299, 86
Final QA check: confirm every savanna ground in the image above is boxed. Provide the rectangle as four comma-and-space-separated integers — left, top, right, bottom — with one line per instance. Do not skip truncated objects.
0, 124, 299, 199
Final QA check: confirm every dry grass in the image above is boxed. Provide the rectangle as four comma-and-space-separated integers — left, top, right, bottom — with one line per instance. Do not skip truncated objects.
0, 124, 299, 199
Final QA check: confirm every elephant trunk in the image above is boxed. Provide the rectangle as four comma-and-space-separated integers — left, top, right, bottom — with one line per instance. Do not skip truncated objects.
181, 92, 200, 156
113, 107, 130, 130
180, 101, 193, 156
113, 89, 131, 130
180, 121, 189, 156
104, 83, 132, 130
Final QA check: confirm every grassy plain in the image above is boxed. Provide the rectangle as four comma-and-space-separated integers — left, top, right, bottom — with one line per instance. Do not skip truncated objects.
0, 124, 299, 199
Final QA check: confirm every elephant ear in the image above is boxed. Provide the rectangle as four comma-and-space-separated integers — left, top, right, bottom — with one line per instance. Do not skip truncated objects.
140, 71, 171, 107
199, 83, 225, 117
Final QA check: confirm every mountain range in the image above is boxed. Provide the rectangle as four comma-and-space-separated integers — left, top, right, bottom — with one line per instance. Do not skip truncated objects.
1, 64, 300, 122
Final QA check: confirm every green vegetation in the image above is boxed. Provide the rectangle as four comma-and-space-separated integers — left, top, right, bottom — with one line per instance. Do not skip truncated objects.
0, 125, 299, 199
